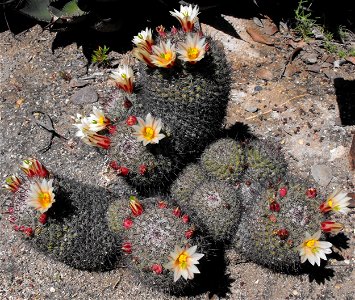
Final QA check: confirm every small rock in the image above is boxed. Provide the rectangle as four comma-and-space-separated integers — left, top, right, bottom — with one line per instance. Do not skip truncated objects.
70, 86, 98, 105
311, 165, 333, 186
334, 59, 347, 68
292, 290, 299, 296
304, 54, 318, 64
329, 145, 346, 161
306, 65, 321, 73
256, 68, 274, 81
246, 107, 258, 113
50, 287, 55, 293
254, 85, 263, 92
70, 78, 88, 88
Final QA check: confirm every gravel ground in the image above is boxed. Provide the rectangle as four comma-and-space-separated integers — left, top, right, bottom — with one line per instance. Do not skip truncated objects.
0, 16, 354, 300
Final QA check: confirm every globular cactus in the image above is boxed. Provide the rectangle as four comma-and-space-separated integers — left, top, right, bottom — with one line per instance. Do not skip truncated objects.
233, 178, 325, 273
115, 196, 209, 294
108, 122, 178, 195
107, 29, 231, 161
187, 181, 241, 242
243, 139, 287, 185
170, 163, 206, 204
2, 159, 132, 271
200, 138, 245, 183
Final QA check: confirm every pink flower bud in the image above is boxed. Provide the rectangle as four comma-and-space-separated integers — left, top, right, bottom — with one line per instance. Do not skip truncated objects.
306, 188, 317, 198
173, 207, 181, 217
321, 221, 344, 234
123, 218, 133, 229
151, 264, 163, 274
126, 116, 137, 126
269, 201, 281, 212
129, 196, 143, 216
182, 214, 189, 223
279, 187, 287, 197
122, 242, 132, 253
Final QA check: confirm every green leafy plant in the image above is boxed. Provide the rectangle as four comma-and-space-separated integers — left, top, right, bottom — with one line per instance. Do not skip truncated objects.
294, 0, 317, 39
91, 45, 110, 65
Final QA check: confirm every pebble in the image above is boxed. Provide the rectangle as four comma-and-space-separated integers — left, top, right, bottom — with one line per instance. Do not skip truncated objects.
256, 68, 274, 81
70, 86, 98, 105
50, 287, 55, 293
329, 145, 346, 161
304, 54, 318, 64
311, 165, 333, 186
246, 107, 258, 113
254, 85, 263, 92
292, 290, 299, 296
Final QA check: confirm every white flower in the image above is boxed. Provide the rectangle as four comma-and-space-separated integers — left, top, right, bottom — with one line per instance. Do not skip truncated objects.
177, 33, 206, 63
164, 245, 204, 282
132, 113, 165, 146
87, 107, 110, 132
27, 179, 55, 213
110, 65, 134, 93
132, 47, 155, 67
132, 27, 154, 51
170, 4, 199, 32
151, 40, 176, 68
74, 118, 111, 149
298, 231, 332, 266
320, 189, 352, 214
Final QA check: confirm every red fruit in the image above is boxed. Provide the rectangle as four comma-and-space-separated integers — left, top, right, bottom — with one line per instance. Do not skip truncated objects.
306, 188, 317, 198
118, 166, 129, 176
151, 264, 163, 274
269, 201, 281, 212
38, 213, 48, 225
107, 125, 117, 134
123, 98, 133, 109
182, 214, 189, 223
185, 228, 194, 239
157, 201, 168, 208
24, 227, 33, 237
109, 161, 119, 170
279, 187, 287, 197
269, 214, 277, 223
122, 242, 132, 253
123, 218, 133, 229
277, 229, 289, 240
126, 116, 137, 126
173, 207, 181, 217
138, 164, 147, 175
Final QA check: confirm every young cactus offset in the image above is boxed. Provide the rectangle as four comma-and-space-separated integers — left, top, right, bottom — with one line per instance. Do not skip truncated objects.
200, 138, 245, 183
184, 180, 242, 242
233, 178, 326, 273
117, 196, 208, 294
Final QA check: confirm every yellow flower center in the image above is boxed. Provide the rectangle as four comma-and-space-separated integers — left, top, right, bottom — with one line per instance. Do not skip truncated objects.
306, 239, 316, 248
187, 47, 199, 59
177, 253, 188, 269
143, 127, 155, 140
98, 116, 105, 125
160, 51, 172, 61
121, 73, 127, 79
38, 192, 52, 208
328, 199, 333, 207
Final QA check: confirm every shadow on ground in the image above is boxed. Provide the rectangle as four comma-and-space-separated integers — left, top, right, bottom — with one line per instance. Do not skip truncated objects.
334, 78, 355, 126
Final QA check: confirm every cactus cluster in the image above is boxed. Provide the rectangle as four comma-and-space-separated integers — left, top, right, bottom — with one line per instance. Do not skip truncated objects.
233, 179, 325, 272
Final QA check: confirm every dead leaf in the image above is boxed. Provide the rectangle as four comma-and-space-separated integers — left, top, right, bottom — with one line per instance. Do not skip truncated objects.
263, 18, 278, 35
15, 98, 24, 108
345, 56, 355, 65
288, 39, 307, 49
246, 27, 274, 45
348, 192, 355, 208
349, 134, 355, 170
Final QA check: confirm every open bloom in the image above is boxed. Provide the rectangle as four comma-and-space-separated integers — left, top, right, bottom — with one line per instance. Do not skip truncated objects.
87, 107, 110, 132
298, 231, 332, 266
74, 119, 111, 149
132, 113, 165, 146
110, 65, 134, 93
27, 179, 55, 213
132, 27, 154, 52
177, 34, 206, 63
321, 221, 344, 234
170, 4, 199, 32
21, 158, 49, 178
320, 189, 351, 214
164, 245, 204, 282
3, 175, 21, 193
151, 40, 176, 68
